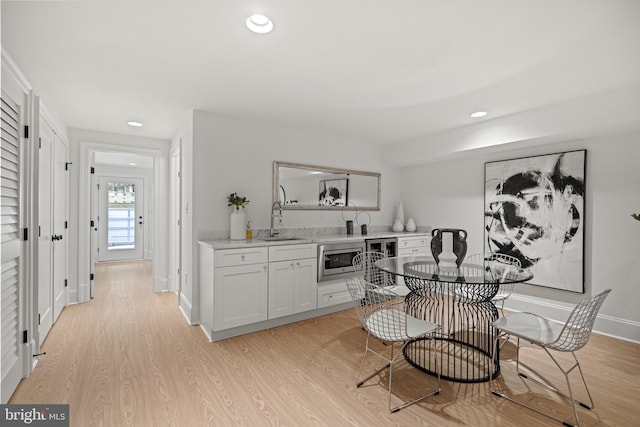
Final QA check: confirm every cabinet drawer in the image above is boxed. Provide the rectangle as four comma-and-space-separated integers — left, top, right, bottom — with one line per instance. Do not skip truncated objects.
269, 243, 317, 262
317, 280, 351, 308
398, 247, 429, 258
398, 236, 429, 249
215, 247, 268, 267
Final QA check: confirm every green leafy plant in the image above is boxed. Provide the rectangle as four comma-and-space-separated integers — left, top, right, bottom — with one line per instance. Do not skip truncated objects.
632, 213, 640, 222
227, 192, 250, 210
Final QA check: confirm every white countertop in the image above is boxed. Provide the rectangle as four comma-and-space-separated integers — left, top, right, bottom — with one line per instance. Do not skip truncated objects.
199, 231, 430, 250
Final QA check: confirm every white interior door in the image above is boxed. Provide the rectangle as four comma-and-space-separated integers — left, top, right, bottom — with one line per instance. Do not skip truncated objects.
169, 146, 181, 293
52, 135, 67, 320
1, 87, 26, 403
89, 156, 97, 298
97, 176, 144, 262
38, 121, 53, 341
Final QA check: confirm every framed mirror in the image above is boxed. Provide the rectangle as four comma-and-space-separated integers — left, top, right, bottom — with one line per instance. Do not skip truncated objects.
273, 161, 381, 211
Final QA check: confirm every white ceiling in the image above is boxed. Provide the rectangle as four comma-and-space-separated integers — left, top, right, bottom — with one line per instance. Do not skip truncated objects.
2, 0, 639, 145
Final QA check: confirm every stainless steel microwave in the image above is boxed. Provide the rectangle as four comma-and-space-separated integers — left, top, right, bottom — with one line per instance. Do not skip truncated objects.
317, 241, 366, 282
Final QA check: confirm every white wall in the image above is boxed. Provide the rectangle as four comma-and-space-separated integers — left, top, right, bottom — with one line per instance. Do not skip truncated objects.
191, 111, 397, 236
398, 131, 640, 342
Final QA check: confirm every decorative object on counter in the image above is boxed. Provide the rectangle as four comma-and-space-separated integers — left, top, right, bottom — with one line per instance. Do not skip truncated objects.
430, 228, 467, 271
245, 221, 253, 239
356, 210, 371, 236
227, 192, 250, 240
394, 202, 405, 228
392, 219, 404, 232
485, 149, 585, 293
342, 203, 357, 235
405, 218, 416, 232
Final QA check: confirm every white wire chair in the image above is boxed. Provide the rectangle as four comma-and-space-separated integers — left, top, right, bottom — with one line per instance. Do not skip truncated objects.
459, 253, 522, 315
346, 277, 441, 413
490, 289, 611, 427
352, 251, 410, 297
487, 253, 521, 316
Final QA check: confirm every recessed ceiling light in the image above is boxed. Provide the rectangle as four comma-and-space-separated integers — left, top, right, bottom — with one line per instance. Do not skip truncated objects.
127, 121, 143, 127
246, 14, 273, 34
470, 111, 487, 118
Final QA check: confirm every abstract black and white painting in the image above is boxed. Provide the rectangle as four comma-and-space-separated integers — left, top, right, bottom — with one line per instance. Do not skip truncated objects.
319, 178, 348, 207
484, 150, 586, 293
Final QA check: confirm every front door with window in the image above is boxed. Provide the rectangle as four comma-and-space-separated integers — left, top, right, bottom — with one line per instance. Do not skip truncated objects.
97, 176, 144, 262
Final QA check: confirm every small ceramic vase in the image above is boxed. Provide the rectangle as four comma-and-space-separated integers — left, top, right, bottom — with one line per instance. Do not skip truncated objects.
392, 219, 404, 232
405, 218, 416, 232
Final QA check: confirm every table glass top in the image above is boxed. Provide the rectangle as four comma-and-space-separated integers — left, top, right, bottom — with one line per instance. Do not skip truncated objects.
374, 256, 533, 284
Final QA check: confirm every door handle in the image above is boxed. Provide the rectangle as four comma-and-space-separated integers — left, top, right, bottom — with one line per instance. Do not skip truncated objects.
51, 234, 63, 241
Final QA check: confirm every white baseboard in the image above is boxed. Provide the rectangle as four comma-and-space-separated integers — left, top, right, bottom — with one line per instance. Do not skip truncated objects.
179, 293, 194, 324
506, 293, 640, 344
77, 284, 90, 303
66, 287, 79, 305
153, 275, 169, 292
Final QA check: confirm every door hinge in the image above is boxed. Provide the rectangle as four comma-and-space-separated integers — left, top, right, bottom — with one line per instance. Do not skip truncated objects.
23, 228, 28, 241
178, 171, 181, 178
64, 279, 68, 287
39, 137, 42, 149
97, 183, 100, 190
23, 330, 28, 344
39, 226, 41, 237
23, 125, 29, 138
90, 166, 95, 174
65, 221, 68, 229
38, 314, 41, 325
90, 273, 94, 281
65, 162, 73, 171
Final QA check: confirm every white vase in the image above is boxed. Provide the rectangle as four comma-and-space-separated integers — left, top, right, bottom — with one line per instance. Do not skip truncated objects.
229, 209, 246, 240
395, 202, 405, 225
392, 219, 404, 232
405, 218, 416, 232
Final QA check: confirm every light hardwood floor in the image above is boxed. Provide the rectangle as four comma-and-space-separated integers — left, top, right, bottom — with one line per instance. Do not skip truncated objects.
10, 260, 640, 426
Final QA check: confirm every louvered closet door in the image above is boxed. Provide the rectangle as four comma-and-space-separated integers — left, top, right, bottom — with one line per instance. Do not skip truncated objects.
1, 94, 24, 403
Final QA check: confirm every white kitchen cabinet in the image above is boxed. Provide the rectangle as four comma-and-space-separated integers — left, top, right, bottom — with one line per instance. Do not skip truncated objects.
317, 279, 351, 308
397, 234, 431, 257
214, 262, 268, 330
268, 244, 317, 319
204, 246, 269, 332
396, 235, 431, 286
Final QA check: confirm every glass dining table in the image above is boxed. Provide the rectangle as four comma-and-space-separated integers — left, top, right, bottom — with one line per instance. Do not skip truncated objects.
374, 256, 533, 383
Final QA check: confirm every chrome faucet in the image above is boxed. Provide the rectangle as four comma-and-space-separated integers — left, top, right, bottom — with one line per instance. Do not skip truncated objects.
270, 202, 282, 237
